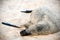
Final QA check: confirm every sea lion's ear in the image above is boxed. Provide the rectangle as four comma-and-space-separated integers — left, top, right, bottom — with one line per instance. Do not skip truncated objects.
21, 10, 32, 13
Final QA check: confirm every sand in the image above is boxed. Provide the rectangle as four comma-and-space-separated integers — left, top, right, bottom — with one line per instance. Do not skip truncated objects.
0, 0, 60, 40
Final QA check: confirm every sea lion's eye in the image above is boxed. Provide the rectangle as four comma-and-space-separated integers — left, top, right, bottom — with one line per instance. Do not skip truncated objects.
21, 10, 32, 13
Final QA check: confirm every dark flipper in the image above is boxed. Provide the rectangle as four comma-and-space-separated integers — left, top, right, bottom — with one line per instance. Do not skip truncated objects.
2, 22, 20, 28
21, 10, 32, 13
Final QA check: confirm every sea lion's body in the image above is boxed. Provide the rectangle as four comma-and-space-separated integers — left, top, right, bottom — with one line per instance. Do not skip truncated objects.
20, 8, 60, 36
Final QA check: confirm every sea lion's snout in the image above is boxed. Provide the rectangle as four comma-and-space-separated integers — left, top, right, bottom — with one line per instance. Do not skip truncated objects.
20, 30, 31, 36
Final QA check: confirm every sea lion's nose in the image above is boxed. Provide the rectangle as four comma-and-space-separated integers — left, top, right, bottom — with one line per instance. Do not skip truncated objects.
21, 10, 32, 13
20, 30, 31, 36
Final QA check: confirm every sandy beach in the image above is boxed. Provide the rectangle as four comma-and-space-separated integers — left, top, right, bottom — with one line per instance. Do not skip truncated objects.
0, 0, 60, 40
